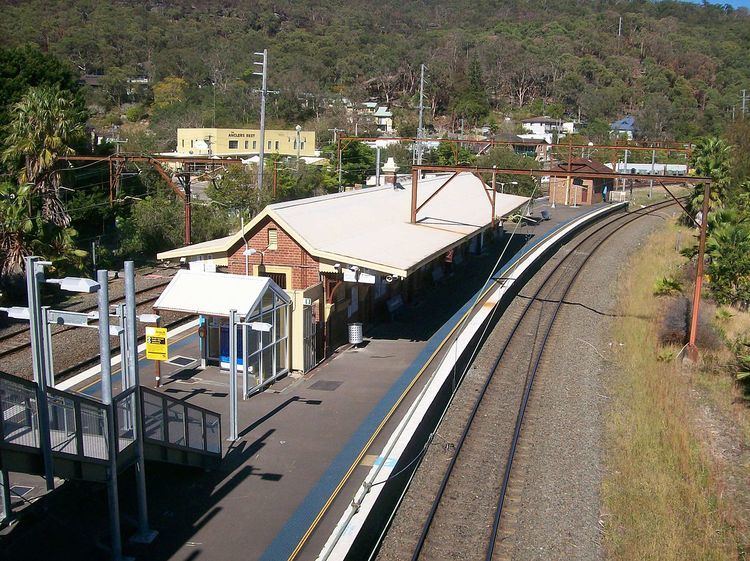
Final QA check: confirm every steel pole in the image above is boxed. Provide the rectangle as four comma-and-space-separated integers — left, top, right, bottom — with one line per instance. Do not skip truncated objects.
125, 261, 157, 543
228, 309, 238, 440
375, 146, 381, 187
417, 63, 425, 166
0, 467, 11, 523
97, 269, 123, 561
337, 139, 343, 192
649, 149, 656, 198
25, 257, 55, 490
257, 49, 268, 192
41, 306, 54, 387
687, 183, 711, 359
242, 321, 249, 399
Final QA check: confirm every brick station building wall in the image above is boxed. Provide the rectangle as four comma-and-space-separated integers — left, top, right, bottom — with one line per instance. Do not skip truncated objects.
227, 216, 320, 290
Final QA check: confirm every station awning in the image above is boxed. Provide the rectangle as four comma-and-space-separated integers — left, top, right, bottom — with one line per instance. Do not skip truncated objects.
154, 270, 290, 318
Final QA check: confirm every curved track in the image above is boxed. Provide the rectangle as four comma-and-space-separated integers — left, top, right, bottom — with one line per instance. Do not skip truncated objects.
405, 198, 679, 561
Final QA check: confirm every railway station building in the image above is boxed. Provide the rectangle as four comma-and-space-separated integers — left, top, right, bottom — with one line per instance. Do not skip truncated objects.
157, 172, 529, 375
548, 158, 614, 206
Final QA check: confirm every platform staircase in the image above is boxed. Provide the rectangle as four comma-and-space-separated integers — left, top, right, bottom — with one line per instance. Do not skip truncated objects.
0, 371, 222, 483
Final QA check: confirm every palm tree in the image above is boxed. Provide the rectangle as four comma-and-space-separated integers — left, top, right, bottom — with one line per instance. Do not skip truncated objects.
689, 137, 731, 215
2, 86, 84, 228
705, 207, 750, 307
0, 182, 37, 277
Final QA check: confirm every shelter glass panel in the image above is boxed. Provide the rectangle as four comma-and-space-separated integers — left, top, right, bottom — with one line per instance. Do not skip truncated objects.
276, 338, 287, 372
262, 290, 274, 312
248, 351, 261, 379
262, 347, 274, 381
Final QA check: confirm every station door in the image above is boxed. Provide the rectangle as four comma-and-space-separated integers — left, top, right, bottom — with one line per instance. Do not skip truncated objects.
303, 304, 318, 372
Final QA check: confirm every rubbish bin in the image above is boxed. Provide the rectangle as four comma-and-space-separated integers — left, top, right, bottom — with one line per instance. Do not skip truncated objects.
348, 322, 364, 345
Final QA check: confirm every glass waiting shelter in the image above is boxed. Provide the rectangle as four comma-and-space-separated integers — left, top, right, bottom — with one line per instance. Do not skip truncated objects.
154, 270, 291, 394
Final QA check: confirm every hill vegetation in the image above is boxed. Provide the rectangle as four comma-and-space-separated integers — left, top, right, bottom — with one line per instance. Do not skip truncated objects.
1, 0, 749, 144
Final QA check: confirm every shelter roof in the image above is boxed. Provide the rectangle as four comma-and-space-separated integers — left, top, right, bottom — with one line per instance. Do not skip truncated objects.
154, 270, 289, 318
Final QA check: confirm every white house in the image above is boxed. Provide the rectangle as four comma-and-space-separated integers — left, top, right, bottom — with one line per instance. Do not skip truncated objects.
520, 116, 577, 143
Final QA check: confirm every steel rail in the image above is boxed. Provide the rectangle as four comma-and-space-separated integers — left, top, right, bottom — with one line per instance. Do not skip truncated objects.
484, 200, 678, 559
409, 197, 680, 561
0, 280, 173, 359
52, 314, 195, 383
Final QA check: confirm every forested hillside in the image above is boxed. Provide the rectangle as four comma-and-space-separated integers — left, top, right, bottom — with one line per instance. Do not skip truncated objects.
1, 0, 749, 143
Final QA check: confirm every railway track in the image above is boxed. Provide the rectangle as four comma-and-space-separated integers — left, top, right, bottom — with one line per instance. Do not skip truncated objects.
0, 279, 173, 360
402, 198, 679, 561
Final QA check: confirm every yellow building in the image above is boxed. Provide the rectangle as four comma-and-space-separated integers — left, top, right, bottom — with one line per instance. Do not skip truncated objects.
176, 127, 316, 158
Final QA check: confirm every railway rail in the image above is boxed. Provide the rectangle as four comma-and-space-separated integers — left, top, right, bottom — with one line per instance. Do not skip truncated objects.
402, 198, 679, 561
0, 278, 173, 360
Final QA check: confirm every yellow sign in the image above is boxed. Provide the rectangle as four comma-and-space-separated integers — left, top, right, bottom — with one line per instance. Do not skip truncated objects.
145, 326, 168, 361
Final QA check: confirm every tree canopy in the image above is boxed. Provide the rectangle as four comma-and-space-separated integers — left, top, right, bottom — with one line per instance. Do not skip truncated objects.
0, 0, 748, 141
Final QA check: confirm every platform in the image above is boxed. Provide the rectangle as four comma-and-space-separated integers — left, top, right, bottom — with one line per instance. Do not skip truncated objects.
0, 200, 602, 560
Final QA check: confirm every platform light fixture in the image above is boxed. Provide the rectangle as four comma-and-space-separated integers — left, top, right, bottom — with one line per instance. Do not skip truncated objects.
0, 306, 30, 320
137, 313, 161, 324
46, 276, 100, 293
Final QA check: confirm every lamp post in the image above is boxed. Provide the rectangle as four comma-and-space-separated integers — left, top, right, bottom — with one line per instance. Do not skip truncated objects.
295, 124, 302, 170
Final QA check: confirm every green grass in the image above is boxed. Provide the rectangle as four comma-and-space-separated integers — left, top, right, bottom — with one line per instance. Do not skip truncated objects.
604, 221, 741, 561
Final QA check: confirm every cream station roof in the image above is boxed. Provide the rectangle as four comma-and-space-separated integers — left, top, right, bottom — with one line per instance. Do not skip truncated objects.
157, 173, 529, 277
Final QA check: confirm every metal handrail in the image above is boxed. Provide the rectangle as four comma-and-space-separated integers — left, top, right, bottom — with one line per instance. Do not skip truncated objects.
0, 372, 221, 465
140, 386, 220, 417
139, 387, 222, 457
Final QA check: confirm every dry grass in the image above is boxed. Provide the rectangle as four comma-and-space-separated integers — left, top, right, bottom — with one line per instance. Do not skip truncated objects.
604, 221, 741, 561
625, 184, 690, 208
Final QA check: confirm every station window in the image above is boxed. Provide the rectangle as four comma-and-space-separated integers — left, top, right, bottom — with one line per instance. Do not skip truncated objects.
190, 140, 194, 148
268, 228, 278, 250
229, 140, 239, 149
275, 141, 279, 150
244, 140, 249, 150
268, 140, 272, 149
181, 139, 184, 148
253, 141, 257, 149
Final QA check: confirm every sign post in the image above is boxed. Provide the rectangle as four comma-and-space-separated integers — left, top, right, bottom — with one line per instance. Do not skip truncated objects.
146, 324, 168, 387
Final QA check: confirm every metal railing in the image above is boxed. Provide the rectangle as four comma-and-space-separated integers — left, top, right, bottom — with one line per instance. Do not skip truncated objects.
0, 374, 40, 449
141, 387, 221, 456
0, 372, 221, 471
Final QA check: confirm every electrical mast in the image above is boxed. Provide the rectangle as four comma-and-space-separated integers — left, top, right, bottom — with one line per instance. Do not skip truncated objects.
416, 64, 426, 166
254, 49, 269, 191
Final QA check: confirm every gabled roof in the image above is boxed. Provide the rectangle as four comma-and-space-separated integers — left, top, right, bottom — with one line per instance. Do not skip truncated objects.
551, 158, 614, 175
374, 106, 392, 118
522, 116, 561, 125
611, 115, 636, 131
158, 173, 529, 277
154, 270, 289, 318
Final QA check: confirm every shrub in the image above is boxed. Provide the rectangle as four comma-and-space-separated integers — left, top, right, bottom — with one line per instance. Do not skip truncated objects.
654, 276, 683, 296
